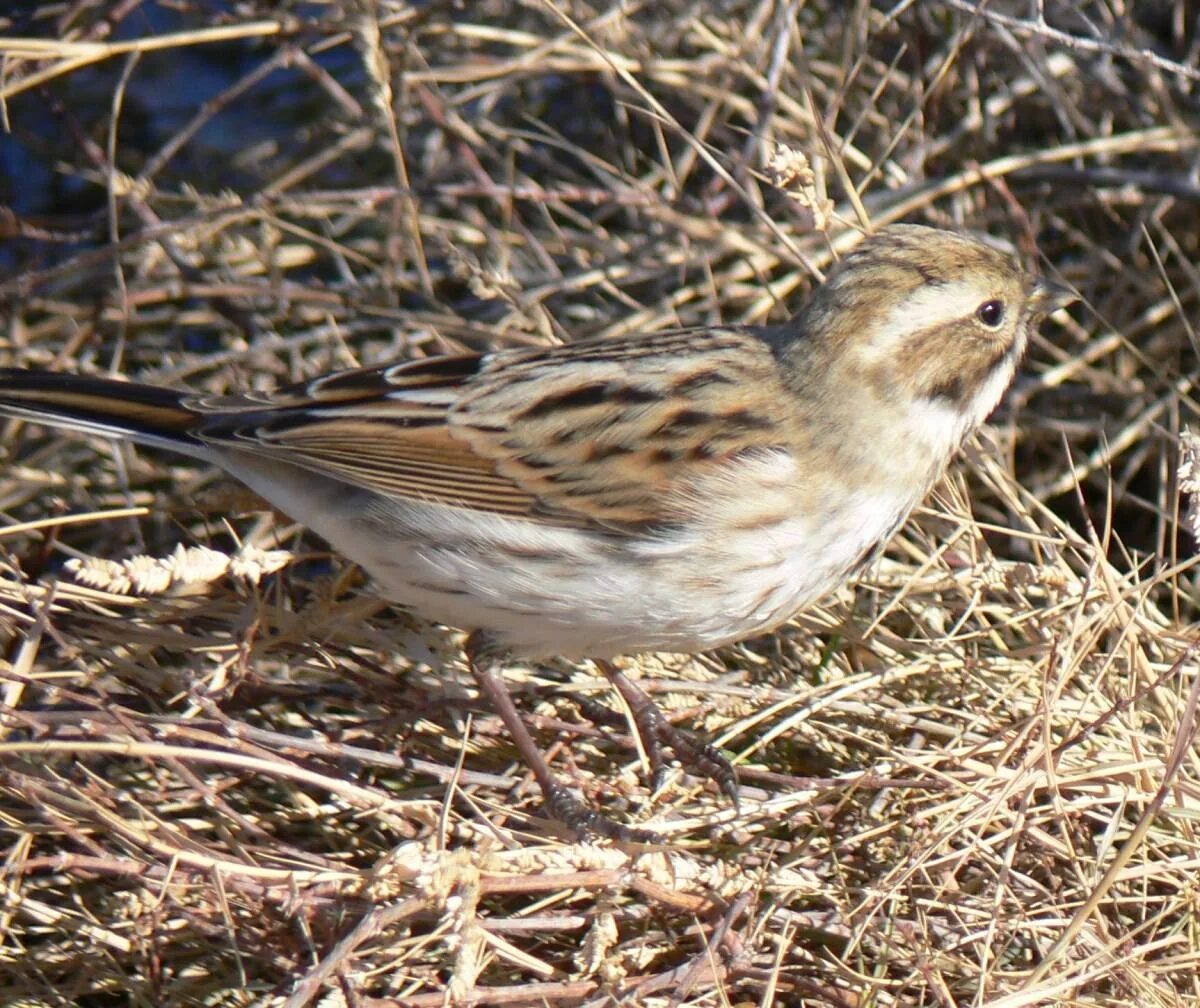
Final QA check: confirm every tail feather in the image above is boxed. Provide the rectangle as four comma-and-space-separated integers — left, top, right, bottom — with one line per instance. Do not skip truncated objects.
0, 369, 210, 459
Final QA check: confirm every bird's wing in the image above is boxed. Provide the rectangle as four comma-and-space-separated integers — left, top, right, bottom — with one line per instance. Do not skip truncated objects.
195, 328, 796, 529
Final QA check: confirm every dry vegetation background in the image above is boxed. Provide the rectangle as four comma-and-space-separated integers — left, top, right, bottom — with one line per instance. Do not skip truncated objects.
0, 1, 1198, 1005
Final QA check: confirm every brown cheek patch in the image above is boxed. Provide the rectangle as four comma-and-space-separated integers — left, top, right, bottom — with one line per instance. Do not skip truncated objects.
901, 324, 1012, 407
924, 374, 968, 404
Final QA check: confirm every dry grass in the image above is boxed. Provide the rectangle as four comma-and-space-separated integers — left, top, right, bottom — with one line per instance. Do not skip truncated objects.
0, 2, 1198, 1005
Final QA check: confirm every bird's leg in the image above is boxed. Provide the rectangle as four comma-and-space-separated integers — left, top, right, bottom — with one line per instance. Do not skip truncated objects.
464, 631, 658, 843
594, 658, 739, 808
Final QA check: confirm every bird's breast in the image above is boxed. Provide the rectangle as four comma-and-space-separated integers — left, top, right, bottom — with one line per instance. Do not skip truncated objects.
357, 448, 918, 658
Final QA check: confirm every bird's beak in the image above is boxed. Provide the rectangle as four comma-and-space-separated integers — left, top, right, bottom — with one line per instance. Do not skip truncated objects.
1029, 277, 1078, 316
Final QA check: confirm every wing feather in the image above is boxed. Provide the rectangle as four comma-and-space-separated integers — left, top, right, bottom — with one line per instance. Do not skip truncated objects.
452, 326, 798, 526
191, 327, 797, 530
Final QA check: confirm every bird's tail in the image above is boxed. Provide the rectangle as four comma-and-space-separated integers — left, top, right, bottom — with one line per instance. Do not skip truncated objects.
0, 368, 210, 459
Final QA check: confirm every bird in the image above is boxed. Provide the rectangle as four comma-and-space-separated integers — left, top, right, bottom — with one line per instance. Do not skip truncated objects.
0, 223, 1076, 841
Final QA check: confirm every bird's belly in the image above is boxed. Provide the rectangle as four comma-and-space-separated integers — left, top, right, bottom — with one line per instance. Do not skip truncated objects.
352, 493, 909, 660
219, 451, 913, 660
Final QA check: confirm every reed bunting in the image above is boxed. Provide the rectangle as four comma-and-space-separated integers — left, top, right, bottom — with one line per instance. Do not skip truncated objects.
0, 224, 1076, 840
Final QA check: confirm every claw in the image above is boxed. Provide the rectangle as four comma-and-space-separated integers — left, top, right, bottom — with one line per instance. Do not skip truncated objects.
597, 659, 739, 807
467, 633, 660, 842
546, 785, 659, 844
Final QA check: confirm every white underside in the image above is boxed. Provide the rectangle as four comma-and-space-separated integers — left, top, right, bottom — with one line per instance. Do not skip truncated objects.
218, 446, 920, 659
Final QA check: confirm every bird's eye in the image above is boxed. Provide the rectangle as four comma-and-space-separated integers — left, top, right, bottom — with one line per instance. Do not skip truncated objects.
976, 300, 1005, 328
